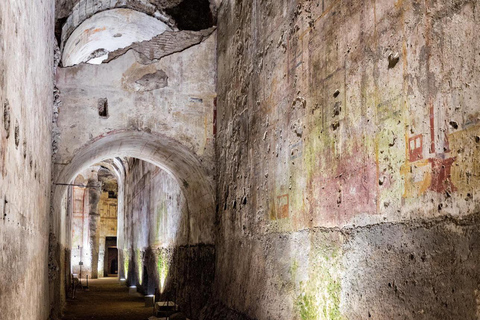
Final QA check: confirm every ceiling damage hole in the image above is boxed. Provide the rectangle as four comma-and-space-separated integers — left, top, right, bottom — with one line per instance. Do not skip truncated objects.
165, 0, 215, 31
55, 17, 68, 46
98, 98, 109, 118
87, 48, 109, 64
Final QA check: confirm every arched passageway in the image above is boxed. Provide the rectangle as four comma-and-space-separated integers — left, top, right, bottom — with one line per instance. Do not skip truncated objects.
50, 131, 216, 319
50, 2, 218, 317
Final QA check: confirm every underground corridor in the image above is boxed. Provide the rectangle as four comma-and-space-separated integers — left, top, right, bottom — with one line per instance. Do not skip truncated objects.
61, 155, 205, 319
2, 0, 480, 320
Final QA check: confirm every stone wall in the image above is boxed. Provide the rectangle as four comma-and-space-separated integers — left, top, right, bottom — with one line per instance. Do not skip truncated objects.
0, 0, 54, 319
214, 0, 480, 319
122, 159, 214, 319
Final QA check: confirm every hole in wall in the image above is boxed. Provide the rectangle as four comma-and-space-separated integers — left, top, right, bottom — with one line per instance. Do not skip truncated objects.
449, 121, 459, 130
14, 120, 20, 148
3, 100, 10, 139
98, 98, 109, 118
388, 53, 400, 69
3, 197, 7, 220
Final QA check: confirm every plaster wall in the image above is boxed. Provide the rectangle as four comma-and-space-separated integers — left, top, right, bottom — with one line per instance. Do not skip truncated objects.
214, 0, 480, 319
55, 31, 217, 170
0, 0, 54, 319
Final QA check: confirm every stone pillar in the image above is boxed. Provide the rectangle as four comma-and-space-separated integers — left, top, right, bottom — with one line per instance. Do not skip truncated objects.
87, 169, 102, 279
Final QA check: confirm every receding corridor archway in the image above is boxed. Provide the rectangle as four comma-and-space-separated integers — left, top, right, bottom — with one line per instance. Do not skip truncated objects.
51, 131, 216, 319
49, 1, 217, 317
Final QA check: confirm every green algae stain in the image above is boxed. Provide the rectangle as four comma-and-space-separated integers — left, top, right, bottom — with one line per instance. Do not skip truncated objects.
289, 259, 299, 281
294, 248, 344, 320
297, 291, 320, 320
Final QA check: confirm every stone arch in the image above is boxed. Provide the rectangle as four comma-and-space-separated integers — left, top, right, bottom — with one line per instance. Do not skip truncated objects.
52, 130, 215, 246
73, 174, 86, 185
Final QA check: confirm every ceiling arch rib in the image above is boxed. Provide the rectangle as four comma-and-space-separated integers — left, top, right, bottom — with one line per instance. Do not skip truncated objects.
52, 131, 215, 245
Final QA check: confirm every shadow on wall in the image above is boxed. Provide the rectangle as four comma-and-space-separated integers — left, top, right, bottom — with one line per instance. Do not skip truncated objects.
122, 244, 215, 319
119, 158, 215, 319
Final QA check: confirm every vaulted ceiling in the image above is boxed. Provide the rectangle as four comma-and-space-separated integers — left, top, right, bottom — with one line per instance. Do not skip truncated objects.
55, 0, 216, 46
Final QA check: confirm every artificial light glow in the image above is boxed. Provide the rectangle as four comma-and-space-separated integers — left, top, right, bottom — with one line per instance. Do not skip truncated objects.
157, 250, 169, 293
137, 249, 143, 285
124, 251, 130, 279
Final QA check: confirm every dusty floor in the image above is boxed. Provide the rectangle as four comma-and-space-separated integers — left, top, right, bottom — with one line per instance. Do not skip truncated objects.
62, 278, 154, 320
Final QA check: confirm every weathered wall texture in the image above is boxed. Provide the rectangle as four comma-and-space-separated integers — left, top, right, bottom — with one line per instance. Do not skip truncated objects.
0, 0, 54, 319
122, 159, 214, 319
55, 30, 217, 179
214, 0, 480, 319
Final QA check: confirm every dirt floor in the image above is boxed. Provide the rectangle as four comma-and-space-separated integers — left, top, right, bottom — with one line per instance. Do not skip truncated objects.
62, 277, 154, 320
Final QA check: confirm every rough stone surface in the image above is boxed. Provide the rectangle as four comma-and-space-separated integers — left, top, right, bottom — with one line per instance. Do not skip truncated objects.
0, 0, 54, 319
121, 159, 215, 319
3, 0, 480, 319
214, 0, 480, 319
